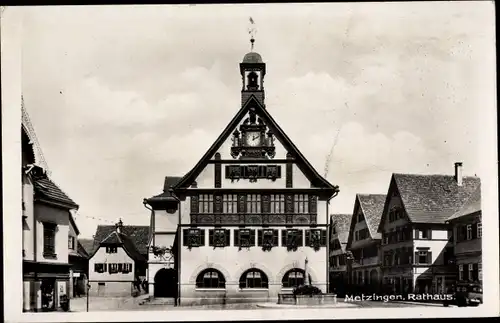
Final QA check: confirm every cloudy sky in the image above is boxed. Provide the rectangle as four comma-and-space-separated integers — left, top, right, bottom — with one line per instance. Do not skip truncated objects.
19, 3, 495, 238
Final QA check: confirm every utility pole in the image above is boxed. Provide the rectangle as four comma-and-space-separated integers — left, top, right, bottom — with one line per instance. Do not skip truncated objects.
86, 283, 90, 312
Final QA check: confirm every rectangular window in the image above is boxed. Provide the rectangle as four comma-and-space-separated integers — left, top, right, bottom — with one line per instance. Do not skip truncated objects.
420, 229, 429, 239
183, 229, 205, 247
235, 229, 255, 248
466, 224, 472, 240
106, 246, 117, 253
270, 194, 285, 213
294, 194, 309, 214
198, 194, 214, 214
282, 229, 303, 248
122, 263, 132, 273
222, 194, 238, 213
258, 229, 279, 247
109, 263, 119, 274
418, 251, 428, 264
68, 236, 75, 250
43, 222, 57, 257
477, 223, 482, 238
305, 229, 327, 247
458, 264, 463, 281
246, 194, 261, 213
468, 263, 473, 281
209, 229, 230, 248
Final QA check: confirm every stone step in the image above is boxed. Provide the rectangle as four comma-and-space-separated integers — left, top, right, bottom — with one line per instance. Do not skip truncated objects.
143, 297, 176, 306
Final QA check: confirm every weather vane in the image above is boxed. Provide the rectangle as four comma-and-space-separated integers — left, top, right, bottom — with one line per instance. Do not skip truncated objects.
248, 17, 256, 51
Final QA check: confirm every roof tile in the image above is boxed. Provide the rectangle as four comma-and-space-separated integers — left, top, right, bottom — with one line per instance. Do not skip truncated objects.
34, 177, 78, 209
93, 225, 149, 255
358, 194, 386, 240
394, 174, 480, 223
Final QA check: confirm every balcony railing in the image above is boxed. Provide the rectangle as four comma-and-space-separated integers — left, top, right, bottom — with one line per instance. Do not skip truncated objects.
189, 213, 318, 225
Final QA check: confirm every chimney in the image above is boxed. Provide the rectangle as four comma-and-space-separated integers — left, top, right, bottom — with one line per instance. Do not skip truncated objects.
116, 218, 123, 234
454, 162, 463, 186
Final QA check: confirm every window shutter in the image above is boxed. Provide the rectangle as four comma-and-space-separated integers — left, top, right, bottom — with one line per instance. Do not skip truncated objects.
250, 229, 256, 246
297, 230, 303, 246
238, 194, 247, 213
273, 230, 279, 246
321, 230, 327, 246
427, 251, 432, 264
281, 230, 287, 246
225, 230, 231, 247
257, 230, 263, 246
414, 252, 419, 265
471, 223, 477, 239
199, 229, 205, 247
463, 265, 469, 281
305, 230, 311, 246
94, 264, 99, 272
234, 230, 240, 246
262, 194, 270, 213
183, 229, 189, 246
414, 229, 419, 239
118, 263, 123, 272
428, 229, 432, 240
473, 263, 478, 280
461, 225, 467, 241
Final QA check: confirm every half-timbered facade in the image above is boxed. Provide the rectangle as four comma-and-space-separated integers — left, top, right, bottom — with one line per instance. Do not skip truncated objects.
145, 48, 339, 305
328, 214, 352, 295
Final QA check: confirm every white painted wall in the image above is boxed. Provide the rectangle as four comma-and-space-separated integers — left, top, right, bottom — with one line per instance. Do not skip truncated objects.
22, 174, 35, 261
88, 246, 135, 282
34, 203, 70, 264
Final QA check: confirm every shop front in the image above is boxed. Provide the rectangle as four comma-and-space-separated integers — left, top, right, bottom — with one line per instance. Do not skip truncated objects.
23, 261, 71, 312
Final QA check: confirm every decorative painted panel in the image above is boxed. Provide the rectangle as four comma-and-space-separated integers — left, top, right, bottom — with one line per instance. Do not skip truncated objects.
189, 213, 317, 225
214, 194, 223, 213
214, 153, 222, 188
286, 152, 293, 188
225, 165, 281, 182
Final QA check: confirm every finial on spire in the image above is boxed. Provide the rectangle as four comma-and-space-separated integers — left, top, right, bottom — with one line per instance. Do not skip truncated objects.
248, 17, 256, 51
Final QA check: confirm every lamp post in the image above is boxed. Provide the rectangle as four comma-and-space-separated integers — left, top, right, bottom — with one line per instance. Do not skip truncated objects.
346, 251, 354, 294
86, 283, 90, 312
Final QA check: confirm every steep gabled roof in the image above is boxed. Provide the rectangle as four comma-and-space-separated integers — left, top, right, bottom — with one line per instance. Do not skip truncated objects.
76, 240, 89, 258
447, 184, 482, 222
33, 176, 79, 210
91, 230, 146, 262
393, 174, 480, 223
330, 213, 352, 245
78, 238, 95, 255
173, 95, 338, 195
92, 225, 149, 255
357, 194, 386, 240
346, 194, 386, 248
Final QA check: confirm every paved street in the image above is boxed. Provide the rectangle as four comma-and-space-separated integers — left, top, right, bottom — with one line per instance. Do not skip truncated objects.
69, 296, 443, 312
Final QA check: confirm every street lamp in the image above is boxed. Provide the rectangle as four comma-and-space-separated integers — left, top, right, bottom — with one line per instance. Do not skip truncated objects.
86, 283, 91, 312
346, 251, 354, 294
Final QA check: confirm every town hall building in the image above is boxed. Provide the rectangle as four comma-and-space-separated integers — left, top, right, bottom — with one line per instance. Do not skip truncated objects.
144, 42, 339, 305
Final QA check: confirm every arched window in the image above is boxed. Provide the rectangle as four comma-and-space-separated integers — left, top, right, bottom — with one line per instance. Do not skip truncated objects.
282, 268, 311, 288
195, 268, 226, 289
239, 269, 269, 289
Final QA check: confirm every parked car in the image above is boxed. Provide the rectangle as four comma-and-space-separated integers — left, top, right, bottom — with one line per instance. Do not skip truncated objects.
444, 282, 482, 307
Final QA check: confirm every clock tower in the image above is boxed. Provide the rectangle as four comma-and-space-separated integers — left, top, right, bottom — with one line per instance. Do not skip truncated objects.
240, 37, 266, 107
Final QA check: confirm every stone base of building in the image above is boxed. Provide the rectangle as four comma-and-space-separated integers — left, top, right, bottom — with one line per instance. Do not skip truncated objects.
88, 281, 139, 297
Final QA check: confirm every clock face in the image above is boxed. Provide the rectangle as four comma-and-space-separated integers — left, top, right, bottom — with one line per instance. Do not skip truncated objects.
246, 132, 261, 147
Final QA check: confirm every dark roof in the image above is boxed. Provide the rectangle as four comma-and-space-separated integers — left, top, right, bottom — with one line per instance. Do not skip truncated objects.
357, 194, 386, 240
393, 174, 480, 223
33, 176, 79, 209
447, 184, 482, 222
78, 238, 95, 255
243, 52, 263, 63
76, 241, 89, 258
93, 225, 149, 255
145, 176, 182, 207
93, 230, 146, 262
330, 214, 352, 245
173, 95, 339, 195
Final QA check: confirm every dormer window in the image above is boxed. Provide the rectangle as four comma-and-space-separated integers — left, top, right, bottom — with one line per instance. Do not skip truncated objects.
106, 246, 117, 254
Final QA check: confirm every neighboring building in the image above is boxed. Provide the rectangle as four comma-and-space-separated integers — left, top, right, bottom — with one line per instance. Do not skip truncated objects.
346, 194, 385, 293
144, 46, 339, 305
68, 215, 89, 298
22, 126, 80, 312
328, 214, 351, 294
145, 176, 182, 299
377, 163, 480, 295
446, 182, 482, 285
87, 221, 148, 297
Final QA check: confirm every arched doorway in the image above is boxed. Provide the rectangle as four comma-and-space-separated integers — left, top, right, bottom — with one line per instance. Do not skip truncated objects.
154, 268, 177, 298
